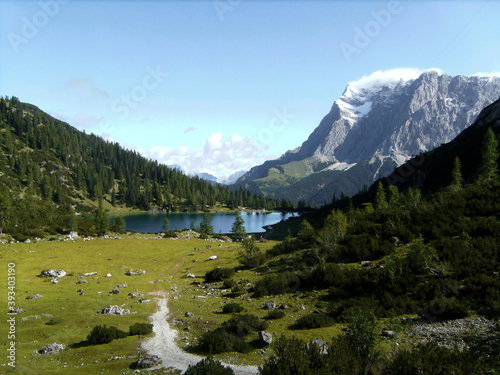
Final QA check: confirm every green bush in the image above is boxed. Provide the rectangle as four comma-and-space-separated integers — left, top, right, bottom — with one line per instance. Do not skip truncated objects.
264, 310, 285, 320
205, 267, 235, 282
185, 356, 235, 375
45, 318, 64, 325
295, 313, 335, 329
223, 279, 237, 289
87, 325, 128, 345
222, 303, 244, 314
223, 314, 268, 337
129, 322, 153, 336
163, 230, 178, 238
198, 329, 251, 354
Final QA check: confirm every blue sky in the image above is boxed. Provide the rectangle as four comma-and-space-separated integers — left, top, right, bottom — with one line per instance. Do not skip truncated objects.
1, 0, 499, 179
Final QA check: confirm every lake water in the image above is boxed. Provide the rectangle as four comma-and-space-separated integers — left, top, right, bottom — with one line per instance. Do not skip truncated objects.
109, 211, 297, 234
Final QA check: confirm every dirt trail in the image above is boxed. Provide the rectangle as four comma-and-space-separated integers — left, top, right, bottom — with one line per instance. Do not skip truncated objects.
142, 291, 259, 375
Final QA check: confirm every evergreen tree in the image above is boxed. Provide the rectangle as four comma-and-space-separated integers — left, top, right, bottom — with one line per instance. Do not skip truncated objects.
230, 211, 246, 241
0, 187, 12, 234
375, 181, 388, 210
95, 198, 108, 236
199, 213, 213, 235
111, 216, 126, 233
162, 216, 169, 232
479, 127, 499, 181
111, 188, 117, 206
451, 156, 463, 188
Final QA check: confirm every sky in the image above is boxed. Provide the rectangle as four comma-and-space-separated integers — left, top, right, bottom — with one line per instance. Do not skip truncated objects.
1, 0, 499, 180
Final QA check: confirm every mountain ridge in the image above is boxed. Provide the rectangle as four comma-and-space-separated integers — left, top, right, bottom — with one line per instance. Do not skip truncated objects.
236, 69, 500, 205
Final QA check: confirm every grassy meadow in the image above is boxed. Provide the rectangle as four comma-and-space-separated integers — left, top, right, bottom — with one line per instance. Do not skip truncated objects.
0, 233, 346, 374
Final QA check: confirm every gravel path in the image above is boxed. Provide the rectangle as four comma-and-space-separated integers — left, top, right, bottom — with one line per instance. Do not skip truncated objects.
142, 291, 259, 375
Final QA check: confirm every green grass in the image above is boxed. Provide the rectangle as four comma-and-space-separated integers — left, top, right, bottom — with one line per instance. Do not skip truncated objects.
0, 234, 345, 374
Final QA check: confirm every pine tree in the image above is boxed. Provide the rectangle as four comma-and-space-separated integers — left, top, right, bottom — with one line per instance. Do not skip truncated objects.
230, 211, 246, 241
162, 216, 169, 232
479, 127, 499, 181
451, 156, 463, 188
199, 213, 213, 235
95, 198, 108, 236
374, 182, 388, 210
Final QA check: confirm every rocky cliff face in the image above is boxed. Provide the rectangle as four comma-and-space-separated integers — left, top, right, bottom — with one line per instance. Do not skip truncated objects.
236, 69, 500, 205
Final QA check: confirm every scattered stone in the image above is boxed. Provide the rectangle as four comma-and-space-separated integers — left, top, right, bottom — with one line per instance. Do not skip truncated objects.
110, 288, 120, 294
259, 331, 273, 345
26, 294, 43, 300
206, 256, 218, 261
263, 301, 276, 310
98, 305, 130, 315
81, 272, 97, 277
308, 339, 329, 355
41, 269, 66, 278
128, 292, 139, 298
126, 269, 146, 276
186, 273, 196, 278
116, 284, 128, 288
106, 273, 112, 277
39, 343, 65, 354
136, 299, 150, 304
9, 307, 26, 313
360, 261, 371, 267
50, 278, 59, 284
25, 239, 31, 244
76, 280, 88, 284
185, 312, 195, 318
136, 355, 161, 369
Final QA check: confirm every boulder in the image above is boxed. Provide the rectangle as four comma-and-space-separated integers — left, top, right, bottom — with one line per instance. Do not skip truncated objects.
259, 331, 273, 345
126, 269, 146, 276
116, 284, 128, 288
136, 355, 161, 369
186, 273, 196, 278
76, 280, 88, 284
128, 292, 139, 298
98, 305, 130, 315
9, 307, 26, 313
106, 273, 112, 277
206, 256, 218, 261
81, 272, 97, 277
308, 339, 329, 355
263, 301, 276, 310
381, 330, 396, 338
39, 343, 65, 354
26, 294, 43, 299
41, 269, 66, 278
185, 312, 195, 318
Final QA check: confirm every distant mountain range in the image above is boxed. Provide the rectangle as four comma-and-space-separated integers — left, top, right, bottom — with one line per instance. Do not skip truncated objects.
235, 69, 500, 206
168, 165, 246, 185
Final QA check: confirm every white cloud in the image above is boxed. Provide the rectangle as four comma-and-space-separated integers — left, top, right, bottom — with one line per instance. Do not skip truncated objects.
473, 72, 500, 78
65, 78, 109, 98
145, 133, 275, 179
348, 67, 444, 91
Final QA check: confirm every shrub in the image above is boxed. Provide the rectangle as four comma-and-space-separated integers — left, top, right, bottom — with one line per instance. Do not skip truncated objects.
87, 325, 128, 345
264, 310, 285, 320
46, 318, 64, 325
163, 230, 178, 238
295, 313, 335, 329
129, 322, 153, 336
223, 279, 237, 289
222, 303, 244, 314
222, 314, 268, 337
198, 329, 251, 354
185, 356, 235, 375
205, 267, 235, 282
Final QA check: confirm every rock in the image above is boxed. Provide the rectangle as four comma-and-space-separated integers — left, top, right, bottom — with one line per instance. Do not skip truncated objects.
360, 261, 371, 267
50, 278, 59, 284
136, 355, 161, 369
128, 292, 139, 298
206, 256, 218, 261
25, 239, 31, 244
26, 294, 43, 299
39, 343, 65, 354
381, 330, 396, 338
277, 304, 288, 309
185, 312, 194, 318
98, 305, 130, 315
76, 280, 88, 284
308, 339, 329, 355
110, 288, 120, 294
9, 307, 26, 313
259, 331, 273, 345
126, 269, 146, 276
41, 269, 66, 278
68, 231, 78, 239
116, 284, 128, 288
136, 299, 150, 303
81, 272, 97, 277
263, 301, 276, 310
186, 273, 196, 278
105, 273, 112, 277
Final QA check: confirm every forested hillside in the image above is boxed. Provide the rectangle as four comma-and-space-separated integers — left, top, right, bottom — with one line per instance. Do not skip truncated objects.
0, 96, 284, 239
